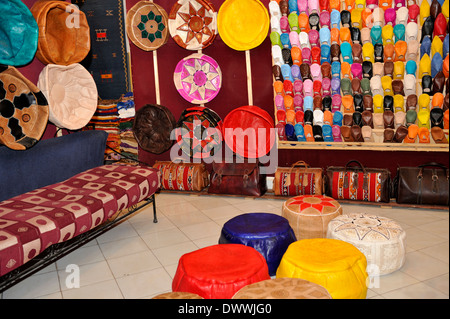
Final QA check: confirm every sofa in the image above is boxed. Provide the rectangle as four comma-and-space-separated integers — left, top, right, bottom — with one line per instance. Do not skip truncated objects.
0, 130, 160, 292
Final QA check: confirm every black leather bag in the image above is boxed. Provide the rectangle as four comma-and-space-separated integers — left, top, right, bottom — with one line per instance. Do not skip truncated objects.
395, 162, 449, 205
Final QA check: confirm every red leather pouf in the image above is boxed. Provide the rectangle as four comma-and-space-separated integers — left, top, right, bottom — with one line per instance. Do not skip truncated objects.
172, 244, 270, 299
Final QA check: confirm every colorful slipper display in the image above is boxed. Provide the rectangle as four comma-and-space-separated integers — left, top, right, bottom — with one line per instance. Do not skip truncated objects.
271, 0, 449, 145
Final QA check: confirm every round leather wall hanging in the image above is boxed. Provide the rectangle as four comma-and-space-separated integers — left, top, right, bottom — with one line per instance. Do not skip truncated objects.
0, 66, 49, 151
218, 0, 269, 51
174, 53, 222, 104
223, 105, 275, 159
168, 0, 217, 50
0, 0, 39, 66
133, 104, 176, 155
175, 106, 223, 159
126, 1, 169, 51
37, 63, 98, 130
30, 0, 90, 65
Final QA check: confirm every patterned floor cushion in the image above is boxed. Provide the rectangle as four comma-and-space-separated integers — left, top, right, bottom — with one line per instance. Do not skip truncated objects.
0, 164, 159, 277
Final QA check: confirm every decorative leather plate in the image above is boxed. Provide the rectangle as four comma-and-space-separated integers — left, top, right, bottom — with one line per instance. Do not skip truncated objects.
126, 1, 169, 51
0, 66, 49, 151
175, 106, 223, 159
218, 0, 269, 51
174, 53, 222, 104
168, 0, 217, 50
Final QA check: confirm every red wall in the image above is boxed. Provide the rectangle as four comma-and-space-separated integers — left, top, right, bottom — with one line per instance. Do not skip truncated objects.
18, 0, 448, 176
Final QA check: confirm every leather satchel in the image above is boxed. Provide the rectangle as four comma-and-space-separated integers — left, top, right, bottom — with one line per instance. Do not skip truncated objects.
325, 160, 392, 202
153, 161, 209, 192
208, 161, 267, 196
395, 162, 449, 206
273, 161, 323, 196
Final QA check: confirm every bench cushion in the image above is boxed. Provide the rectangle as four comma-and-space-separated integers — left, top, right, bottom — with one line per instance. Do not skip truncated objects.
0, 164, 159, 277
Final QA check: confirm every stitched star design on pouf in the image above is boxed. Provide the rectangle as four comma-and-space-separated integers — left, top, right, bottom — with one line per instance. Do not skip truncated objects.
287, 195, 338, 213
138, 11, 165, 43
181, 58, 219, 101
176, 2, 213, 45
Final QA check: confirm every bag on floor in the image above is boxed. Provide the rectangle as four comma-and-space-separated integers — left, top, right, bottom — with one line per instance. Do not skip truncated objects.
394, 162, 449, 206
208, 161, 267, 196
153, 161, 209, 191
273, 161, 323, 196
324, 160, 392, 203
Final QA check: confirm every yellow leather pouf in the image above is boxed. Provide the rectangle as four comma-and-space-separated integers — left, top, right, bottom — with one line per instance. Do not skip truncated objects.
327, 213, 406, 276
276, 239, 368, 299
282, 195, 343, 240
232, 277, 332, 299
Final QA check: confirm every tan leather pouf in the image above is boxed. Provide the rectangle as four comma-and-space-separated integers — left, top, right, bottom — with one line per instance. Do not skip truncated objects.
152, 291, 203, 299
327, 213, 406, 276
282, 195, 342, 240
232, 277, 332, 299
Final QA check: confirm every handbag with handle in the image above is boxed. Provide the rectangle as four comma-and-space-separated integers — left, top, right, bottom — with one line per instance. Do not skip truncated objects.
273, 161, 323, 196
325, 160, 392, 203
152, 160, 209, 192
208, 161, 267, 197
395, 162, 449, 206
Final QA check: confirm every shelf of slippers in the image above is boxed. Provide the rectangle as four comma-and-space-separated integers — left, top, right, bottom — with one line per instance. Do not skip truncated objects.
270, 0, 449, 152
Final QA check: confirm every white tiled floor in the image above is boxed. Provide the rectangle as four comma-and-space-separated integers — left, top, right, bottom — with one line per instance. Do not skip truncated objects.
1, 193, 448, 299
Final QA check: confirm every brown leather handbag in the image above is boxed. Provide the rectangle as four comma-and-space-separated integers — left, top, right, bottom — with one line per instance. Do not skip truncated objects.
325, 160, 392, 202
153, 161, 209, 192
208, 161, 267, 196
395, 162, 449, 206
273, 161, 323, 196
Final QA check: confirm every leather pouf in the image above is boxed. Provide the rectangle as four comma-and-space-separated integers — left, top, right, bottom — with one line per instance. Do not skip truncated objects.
172, 244, 270, 299
218, 0, 269, 51
152, 292, 203, 299
0, 66, 49, 151
232, 277, 332, 299
31, 0, 90, 65
0, 0, 39, 66
168, 0, 218, 50
37, 63, 98, 130
132, 104, 176, 154
219, 213, 296, 276
282, 195, 342, 240
276, 239, 368, 299
173, 53, 222, 104
126, 1, 169, 51
327, 213, 406, 276
223, 105, 275, 158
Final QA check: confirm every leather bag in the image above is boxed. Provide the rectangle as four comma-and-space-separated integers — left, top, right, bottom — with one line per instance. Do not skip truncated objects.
153, 160, 209, 192
208, 161, 267, 196
395, 162, 449, 206
273, 161, 323, 196
325, 160, 392, 202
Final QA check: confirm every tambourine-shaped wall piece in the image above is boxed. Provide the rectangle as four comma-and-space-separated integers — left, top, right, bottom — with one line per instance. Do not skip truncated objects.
169, 0, 218, 50
0, 66, 49, 151
37, 63, 98, 130
174, 53, 222, 104
0, 0, 39, 66
126, 1, 169, 51
31, 0, 90, 65
218, 0, 269, 51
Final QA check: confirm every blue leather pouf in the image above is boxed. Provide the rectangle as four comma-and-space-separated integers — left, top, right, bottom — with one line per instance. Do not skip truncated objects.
219, 213, 297, 276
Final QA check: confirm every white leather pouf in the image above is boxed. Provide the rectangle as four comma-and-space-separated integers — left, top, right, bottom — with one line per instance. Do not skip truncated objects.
327, 213, 406, 276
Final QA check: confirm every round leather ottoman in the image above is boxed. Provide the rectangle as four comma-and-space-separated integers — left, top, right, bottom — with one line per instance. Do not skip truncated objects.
172, 244, 270, 299
232, 277, 332, 299
152, 291, 203, 299
219, 213, 297, 276
276, 239, 368, 299
282, 195, 343, 240
327, 213, 406, 276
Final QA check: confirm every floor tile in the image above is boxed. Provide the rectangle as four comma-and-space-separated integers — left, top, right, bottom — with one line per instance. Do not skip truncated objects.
115, 267, 172, 299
